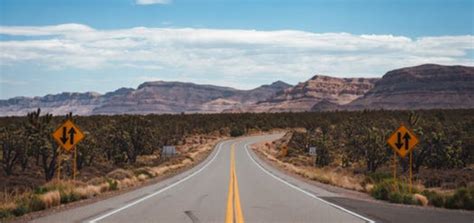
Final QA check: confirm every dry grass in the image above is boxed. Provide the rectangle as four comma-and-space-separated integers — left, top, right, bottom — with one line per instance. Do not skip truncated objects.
118, 177, 139, 189
0, 201, 17, 213
0, 134, 224, 219
73, 185, 101, 199
39, 191, 60, 208
254, 143, 366, 192
106, 169, 133, 180
137, 174, 148, 181
414, 193, 429, 206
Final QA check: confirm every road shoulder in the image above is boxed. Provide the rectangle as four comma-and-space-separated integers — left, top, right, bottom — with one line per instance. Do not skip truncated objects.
248, 140, 474, 223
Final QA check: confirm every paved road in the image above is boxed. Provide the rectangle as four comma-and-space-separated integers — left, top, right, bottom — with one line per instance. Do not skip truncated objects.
31, 134, 473, 223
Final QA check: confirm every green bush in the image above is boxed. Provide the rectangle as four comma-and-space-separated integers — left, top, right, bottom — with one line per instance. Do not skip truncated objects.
422, 190, 445, 207
34, 187, 48, 195
445, 187, 474, 210
60, 191, 80, 204
371, 179, 418, 204
371, 181, 391, 200
29, 195, 46, 211
402, 193, 414, 204
388, 191, 403, 203
387, 191, 415, 204
0, 208, 13, 219
230, 127, 245, 137
107, 179, 118, 191
12, 202, 29, 217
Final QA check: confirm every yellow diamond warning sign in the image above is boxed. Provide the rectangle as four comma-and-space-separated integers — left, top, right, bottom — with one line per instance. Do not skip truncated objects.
387, 124, 419, 158
52, 120, 85, 152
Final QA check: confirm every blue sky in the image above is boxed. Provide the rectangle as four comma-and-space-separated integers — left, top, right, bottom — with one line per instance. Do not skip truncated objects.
1, 0, 473, 99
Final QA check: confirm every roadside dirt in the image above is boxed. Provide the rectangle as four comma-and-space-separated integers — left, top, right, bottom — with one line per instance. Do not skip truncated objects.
7, 134, 228, 223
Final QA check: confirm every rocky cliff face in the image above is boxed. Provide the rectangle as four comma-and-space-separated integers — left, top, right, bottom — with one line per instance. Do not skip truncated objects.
1, 64, 472, 116
345, 64, 474, 110
232, 75, 378, 112
0, 81, 291, 116
0, 92, 103, 116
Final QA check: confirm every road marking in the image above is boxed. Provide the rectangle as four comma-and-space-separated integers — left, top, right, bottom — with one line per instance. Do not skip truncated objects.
225, 145, 234, 223
244, 143, 376, 223
225, 144, 245, 223
87, 141, 226, 223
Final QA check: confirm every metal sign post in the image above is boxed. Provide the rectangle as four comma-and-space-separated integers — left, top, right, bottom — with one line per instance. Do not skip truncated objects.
52, 120, 85, 181
387, 124, 419, 193
309, 146, 317, 167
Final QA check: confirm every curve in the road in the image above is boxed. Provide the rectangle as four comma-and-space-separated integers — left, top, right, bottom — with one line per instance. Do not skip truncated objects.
88, 141, 225, 223
244, 143, 375, 223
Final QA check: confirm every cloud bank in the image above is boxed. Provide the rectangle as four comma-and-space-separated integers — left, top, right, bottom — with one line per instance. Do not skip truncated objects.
0, 23, 473, 80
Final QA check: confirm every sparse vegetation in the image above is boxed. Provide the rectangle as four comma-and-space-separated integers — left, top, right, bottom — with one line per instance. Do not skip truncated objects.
0, 109, 473, 219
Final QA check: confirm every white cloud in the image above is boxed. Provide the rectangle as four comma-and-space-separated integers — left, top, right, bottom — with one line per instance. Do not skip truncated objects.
0, 24, 472, 82
135, 0, 171, 5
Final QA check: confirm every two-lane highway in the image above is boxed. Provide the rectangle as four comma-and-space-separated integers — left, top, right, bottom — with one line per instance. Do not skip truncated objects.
32, 134, 373, 223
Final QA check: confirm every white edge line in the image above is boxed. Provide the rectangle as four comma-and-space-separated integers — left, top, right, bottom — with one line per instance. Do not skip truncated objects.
87, 141, 225, 223
244, 143, 376, 223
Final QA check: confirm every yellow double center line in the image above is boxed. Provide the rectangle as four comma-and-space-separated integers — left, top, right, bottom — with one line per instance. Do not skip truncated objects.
225, 143, 245, 223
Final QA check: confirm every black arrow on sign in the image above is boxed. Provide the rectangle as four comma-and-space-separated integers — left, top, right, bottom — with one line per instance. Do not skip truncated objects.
395, 132, 403, 149
68, 127, 76, 145
60, 127, 68, 144
403, 132, 411, 151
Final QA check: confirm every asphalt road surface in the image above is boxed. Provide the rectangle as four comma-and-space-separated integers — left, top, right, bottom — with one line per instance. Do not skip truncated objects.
31, 134, 474, 223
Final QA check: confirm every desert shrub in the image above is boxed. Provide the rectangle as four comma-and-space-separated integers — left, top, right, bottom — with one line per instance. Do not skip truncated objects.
12, 200, 29, 217
59, 190, 80, 204
134, 168, 154, 178
39, 191, 61, 208
107, 178, 118, 191
387, 191, 416, 205
34, 187, 48, 195
366, 172, 392, 184
106, 169, 133, 180
0, 208, 12, 219
371, 179, 415, 201
371, 182, 391, 200
388, 191, 403, 203
74, 186, 101, 199
445, 187, 474, 210
413, 194, 429, 206
29, 195, 46, 211
402, 193, 415, 204
230, 127, 245, 137
422, 190, 445, 207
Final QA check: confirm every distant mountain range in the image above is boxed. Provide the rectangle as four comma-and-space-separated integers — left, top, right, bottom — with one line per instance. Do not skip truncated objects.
1, 64, 473, 116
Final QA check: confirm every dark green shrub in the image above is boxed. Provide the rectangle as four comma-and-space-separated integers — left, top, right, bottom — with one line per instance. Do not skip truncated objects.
12, 202, 28, 217
29, 195, 46, 211
107, 179, 118, 191
445, 187, 474, 210
371, 180, 392, 200
388, 191, 403, 203
402, 193, 414, 204
371, 179, 417, 203
230, 127, 245, 137
60, 191, 80, 204
34, 187, 48, 195
422, 190, 445, 207
0, 208, 13, 219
